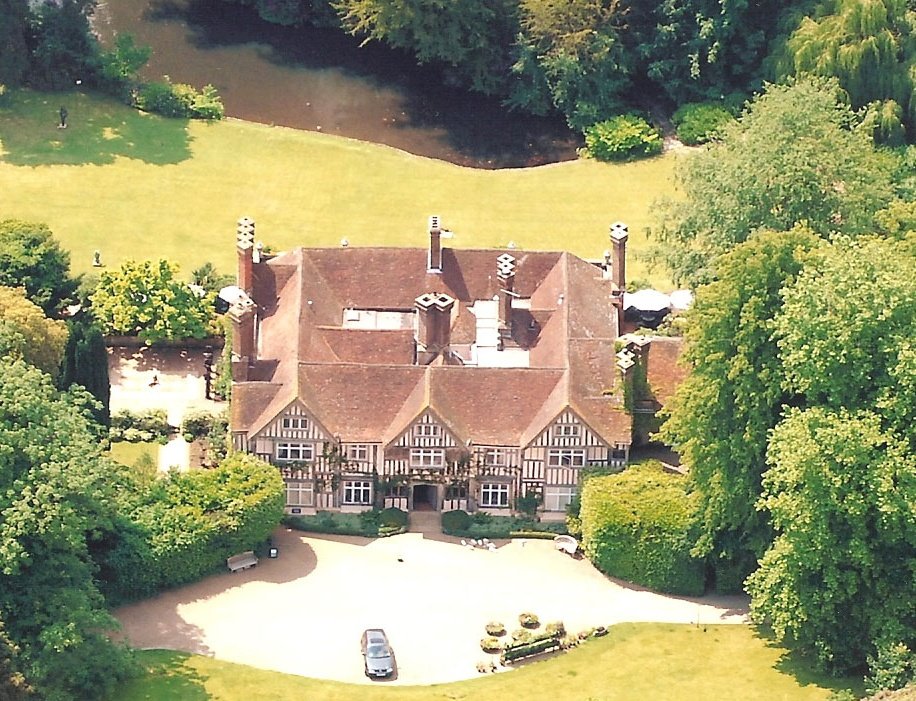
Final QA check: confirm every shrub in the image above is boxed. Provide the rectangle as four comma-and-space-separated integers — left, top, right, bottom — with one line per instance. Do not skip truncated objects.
580, 462, 705, 595
545, 621, 566, 637
378, 507, 408, 528
136, 77, 224, 120
485, 622, 506, 636
583, 115, 662, 162
519, 612, 540, 629
866, 642, 915, 695
672, 101, 734, 145
110, 409, 171, 442
441, 509, 471, 534
511, 629, 533, 643
480, 637, 503, 653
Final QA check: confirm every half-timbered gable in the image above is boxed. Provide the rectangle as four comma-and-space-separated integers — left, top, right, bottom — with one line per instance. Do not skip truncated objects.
385, 411, 461, 475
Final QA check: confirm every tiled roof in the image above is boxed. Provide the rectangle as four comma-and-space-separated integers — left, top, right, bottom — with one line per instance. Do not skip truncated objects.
234, 241, 635, 448
645, 337, 687, 408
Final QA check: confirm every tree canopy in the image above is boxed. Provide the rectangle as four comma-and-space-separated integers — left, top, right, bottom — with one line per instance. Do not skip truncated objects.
653, 78, 897, 286
91, 259, 215, 343
772, 0, 916, 141
0, 220, 78, 316
0, 358, 134, 700
658, 227, 820, 588
0, 286, 68, 378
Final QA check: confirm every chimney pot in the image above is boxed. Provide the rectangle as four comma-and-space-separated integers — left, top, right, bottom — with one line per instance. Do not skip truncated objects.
236, 217, 256, 295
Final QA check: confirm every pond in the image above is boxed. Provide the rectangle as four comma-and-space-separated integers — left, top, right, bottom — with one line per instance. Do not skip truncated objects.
95, 0, 581, 168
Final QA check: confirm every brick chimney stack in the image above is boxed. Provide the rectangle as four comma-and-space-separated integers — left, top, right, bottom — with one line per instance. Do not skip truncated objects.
415, 292, 455, 362
610, 221, 628, 300
428, 215, 443, 273
497, 253, 516, 330
237, 217, 255, 295
228, 296, 256, 382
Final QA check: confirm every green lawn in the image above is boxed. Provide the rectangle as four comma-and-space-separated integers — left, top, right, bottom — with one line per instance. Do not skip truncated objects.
107, 440, 159, 468
114, 624, 861, 701
0, 89, 679, 288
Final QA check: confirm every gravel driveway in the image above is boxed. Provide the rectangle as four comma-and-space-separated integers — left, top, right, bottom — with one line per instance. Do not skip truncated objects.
114, 528, 748, 685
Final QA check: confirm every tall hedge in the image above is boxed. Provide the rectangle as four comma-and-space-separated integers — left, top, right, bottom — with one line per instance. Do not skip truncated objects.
580, 462, 704, 595
103, 453, 285, 602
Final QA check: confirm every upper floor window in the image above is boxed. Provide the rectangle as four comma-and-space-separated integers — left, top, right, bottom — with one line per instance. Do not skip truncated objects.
413, 423, 441, 438
555, 424, 580, 438
410, 448, 444, 468
281, 416, 309, 431
347, 444, 370, 462
276, 442, 314, 462
484, 448, 508, 466
547, 448, 585, 467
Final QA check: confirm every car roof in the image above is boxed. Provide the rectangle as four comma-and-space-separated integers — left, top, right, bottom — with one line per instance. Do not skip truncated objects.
364, 628, 387, 640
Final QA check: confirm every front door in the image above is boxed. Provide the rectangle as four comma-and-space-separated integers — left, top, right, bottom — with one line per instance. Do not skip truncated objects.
411, 484, 438, 511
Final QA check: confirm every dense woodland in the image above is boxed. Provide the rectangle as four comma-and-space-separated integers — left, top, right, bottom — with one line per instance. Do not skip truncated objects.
1, 0, 915, 138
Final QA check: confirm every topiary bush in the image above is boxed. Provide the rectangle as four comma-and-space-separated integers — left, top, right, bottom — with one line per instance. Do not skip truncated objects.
583, 115, 662, 162
511, 629, 534, 644
580, 461, 705, 595
519, 612, 540, 629
485, 621, 506, 636
545, 621, 566, 637
672, 101, 735, 145
480, 637, 503, 653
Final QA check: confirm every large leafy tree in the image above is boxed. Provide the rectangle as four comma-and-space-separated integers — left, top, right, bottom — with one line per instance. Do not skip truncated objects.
25, 0, 99, 90
509, 0, 631, 129
0, 220, 78, 316
658, 227, 820, 589
0, 286, 68, 378
653, 78, 896, 286
772, 0, 916, 141
747, 236, 916, 675
91, 259, 215, 343
337, 0, 519, 94
0, 359, 135, 700
748, 408, 915, 673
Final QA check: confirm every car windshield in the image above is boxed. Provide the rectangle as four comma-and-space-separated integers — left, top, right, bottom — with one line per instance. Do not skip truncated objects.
366, 644, 389, 658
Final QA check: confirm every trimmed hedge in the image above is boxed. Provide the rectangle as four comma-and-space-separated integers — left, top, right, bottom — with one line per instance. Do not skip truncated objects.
499, 630, 562, 664
102, 453, 286, 603
580, 462, 704, 595
441, 510, 567, 539
284, 508, 408, 538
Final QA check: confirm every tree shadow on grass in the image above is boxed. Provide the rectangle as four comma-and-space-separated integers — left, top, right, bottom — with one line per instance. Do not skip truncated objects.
0, 89, 193, 166
755, 625, 865, 698
117, 649, 210, 700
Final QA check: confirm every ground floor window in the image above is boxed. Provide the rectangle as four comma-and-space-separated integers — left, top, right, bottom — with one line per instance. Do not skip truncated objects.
445, 482, 468, 500
384, 481, 408, 498
286, 480, 314, 507
480, 482, 509, 508
544, 485, 576, 512
343, 480, 372, 505
276, 442, 314, 462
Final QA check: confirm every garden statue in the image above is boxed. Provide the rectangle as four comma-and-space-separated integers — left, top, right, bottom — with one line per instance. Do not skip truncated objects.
92, 250, 102, 267
58, 106, 68, 129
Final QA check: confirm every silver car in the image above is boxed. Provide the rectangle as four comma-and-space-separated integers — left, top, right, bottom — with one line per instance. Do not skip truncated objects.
360, 628, 394, 678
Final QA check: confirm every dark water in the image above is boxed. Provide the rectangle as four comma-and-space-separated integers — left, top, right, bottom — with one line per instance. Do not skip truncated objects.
95, 0, 580, 168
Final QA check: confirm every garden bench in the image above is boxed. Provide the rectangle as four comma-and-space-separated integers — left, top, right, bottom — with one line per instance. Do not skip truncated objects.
226, 550, 258, 572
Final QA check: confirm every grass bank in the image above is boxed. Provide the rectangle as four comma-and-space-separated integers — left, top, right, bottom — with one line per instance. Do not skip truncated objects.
114, 623, 861, 701
0, 90, 678, 288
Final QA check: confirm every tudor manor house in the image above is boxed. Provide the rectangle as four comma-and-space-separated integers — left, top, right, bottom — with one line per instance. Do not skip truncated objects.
228, 216, 682, 517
